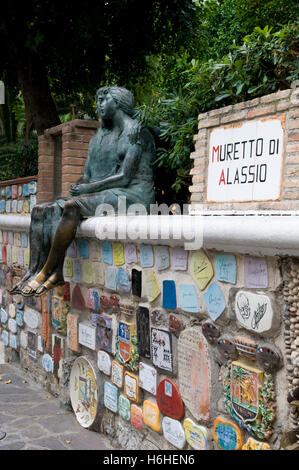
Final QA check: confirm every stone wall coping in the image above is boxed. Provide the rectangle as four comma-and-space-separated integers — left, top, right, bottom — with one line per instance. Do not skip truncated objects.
43, 119, 100, 136
0, 175, 37, 188
1, 213, 299, 256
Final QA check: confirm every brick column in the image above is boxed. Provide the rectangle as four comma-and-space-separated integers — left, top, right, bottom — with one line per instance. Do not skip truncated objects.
37, 119, 100, 204
37, 134, 55, 204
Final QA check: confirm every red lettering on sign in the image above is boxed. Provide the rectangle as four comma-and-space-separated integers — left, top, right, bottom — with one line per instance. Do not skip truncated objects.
219, 170, 226, 185
212, 146, 219, 163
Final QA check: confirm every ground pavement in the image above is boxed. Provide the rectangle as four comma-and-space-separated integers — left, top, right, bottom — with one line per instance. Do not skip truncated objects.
0, 363, 115, 450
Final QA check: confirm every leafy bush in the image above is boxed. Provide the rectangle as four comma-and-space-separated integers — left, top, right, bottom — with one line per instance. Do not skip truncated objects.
0, 135, 38, 181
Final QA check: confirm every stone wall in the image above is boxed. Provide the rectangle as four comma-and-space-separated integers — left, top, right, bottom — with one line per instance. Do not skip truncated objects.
190, 86, 299, 212
0, 176, 37, 215
0, 217, 292, 450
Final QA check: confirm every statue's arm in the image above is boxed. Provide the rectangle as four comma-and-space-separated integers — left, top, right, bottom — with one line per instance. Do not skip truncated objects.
69, 138, 93, 195
71, 143, 141, 195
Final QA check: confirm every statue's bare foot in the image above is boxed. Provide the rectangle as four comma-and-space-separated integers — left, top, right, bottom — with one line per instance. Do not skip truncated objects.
35, 272, 65, 297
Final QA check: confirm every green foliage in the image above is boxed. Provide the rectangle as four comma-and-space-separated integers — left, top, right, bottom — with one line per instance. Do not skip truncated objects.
0, 135, 38, 180
136, 22, 299, 201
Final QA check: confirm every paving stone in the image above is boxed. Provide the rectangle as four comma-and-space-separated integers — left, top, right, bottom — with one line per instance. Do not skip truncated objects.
0, 363, 114, 450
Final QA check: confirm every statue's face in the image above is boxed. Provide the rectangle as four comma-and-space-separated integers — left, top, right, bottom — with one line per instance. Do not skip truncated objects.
96, 92, 118, 119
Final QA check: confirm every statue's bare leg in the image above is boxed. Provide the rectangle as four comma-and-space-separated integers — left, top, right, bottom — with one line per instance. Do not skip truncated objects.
9, 203, 51, 294
21, 200, 81, 296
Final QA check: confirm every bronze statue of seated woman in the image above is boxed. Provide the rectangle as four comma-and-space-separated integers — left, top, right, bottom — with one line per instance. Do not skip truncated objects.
9, 86, 155, 297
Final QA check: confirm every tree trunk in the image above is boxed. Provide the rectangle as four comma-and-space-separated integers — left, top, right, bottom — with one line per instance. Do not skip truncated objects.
17, 52, 61, 135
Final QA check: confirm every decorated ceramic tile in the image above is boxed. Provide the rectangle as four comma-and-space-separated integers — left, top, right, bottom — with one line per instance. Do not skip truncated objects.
156, 378, 184, 420
8, 318, 17, 333
242, 437, 270, 450
172, 247, 188, 271
9, 303, 16, 318
255, 342, 282, 372
22, 233, 28, 248
106, 266, 117, 290
87, 289, 100, 310
82, 262, 93, 284
29, 194, 36, 210
111, 360, 124, 388
67, 313, 80, 352
24, 306, 39, 329
140, 245, 154, 267
202, 320, 220, 343
37, 335, 43, 352
235, 291, 273, 334
16, 309, 24, 327
119, 394, 131, 421
244, 256, 268, 288
72, 284, 86, 310
179, 284, 199, 313
78, 239, 89, 259
143, 400, 160, 432
234, 335, 257, 361
113, 242, 125, 265
97, 350, 112, 375
27, 331, 37, 358
17, 200, 23, 212
28, 181, 37, 194
69, 356, 100, 427
178, 326, 210, 422
101, 240, 113, 264
124, 244, 137, 264
132, 269, 142, 297
213, 417, 242, 450
145, 271, 161, 302
66, 240, 76, 257
20, 331, 27, 349
18, 249, 24, 266
93, 262, 105, 286
22, 183, 29, 196
0, 307, 8, 324
136, 306, 151, 359
42, 353, 53, 373
151, 328, 173, 373
64, 259, 73, 278
183, 418, 208, 450
9, 333, 18, 350
223, 360, 275, 439
117, 321, 135, 364
124, 372, 139, 402
73, 260, 81, 283
1, 329, 8, 346
162, 280, 177, 310
163, 417, 186, 449
52, 296, 68, 334
104, 382, 118, 413
78, 322, 96, 350
96, 315, 113, 353
167, 315, 181, 335
215, 253, 237, 284
204, 281, 226, 321
190, 250, 213, 290
11, 199, 18, 213
116, 267, 131, 293
131, 404, 143, 430
139, 362, 157, 395
155, 245, 170, 271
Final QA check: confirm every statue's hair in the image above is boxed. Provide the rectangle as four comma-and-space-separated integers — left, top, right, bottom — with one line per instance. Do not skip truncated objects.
95, 86, 136, 117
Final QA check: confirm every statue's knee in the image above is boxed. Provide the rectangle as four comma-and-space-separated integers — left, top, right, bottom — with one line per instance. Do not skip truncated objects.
63, 199, 79, 217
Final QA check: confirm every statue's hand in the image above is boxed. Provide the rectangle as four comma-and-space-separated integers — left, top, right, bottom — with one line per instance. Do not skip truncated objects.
69, 183, 91, 196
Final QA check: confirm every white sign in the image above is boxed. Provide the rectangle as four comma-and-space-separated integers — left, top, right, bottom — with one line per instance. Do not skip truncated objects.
24, 306, 39, 329
78, 322, 96, 350
235, 290, 273, 333
207, 116, 285, 202
162, 417, 186, 450
97, 350, 112, 375
139, 362, 157, 395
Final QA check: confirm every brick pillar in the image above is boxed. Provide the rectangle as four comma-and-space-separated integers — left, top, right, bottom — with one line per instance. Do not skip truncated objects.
37, 119, 100, 204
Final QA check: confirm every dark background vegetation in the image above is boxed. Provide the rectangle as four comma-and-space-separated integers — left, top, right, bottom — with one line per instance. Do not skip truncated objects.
0, 0, 298, 204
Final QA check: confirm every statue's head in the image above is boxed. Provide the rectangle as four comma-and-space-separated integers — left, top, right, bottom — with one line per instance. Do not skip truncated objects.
95, 86, 135, 119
